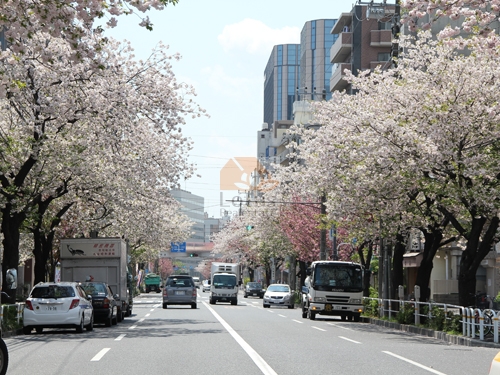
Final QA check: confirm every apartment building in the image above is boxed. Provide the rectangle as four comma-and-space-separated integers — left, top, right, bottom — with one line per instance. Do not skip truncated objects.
330, 4, 395, 93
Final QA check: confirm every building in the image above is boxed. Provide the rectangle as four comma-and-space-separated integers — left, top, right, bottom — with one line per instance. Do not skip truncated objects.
263, 44, 300, 127
170, 188, 206, 245
329, 4, 395, 94
258, 19, 338, 176
299, 19, 338, 101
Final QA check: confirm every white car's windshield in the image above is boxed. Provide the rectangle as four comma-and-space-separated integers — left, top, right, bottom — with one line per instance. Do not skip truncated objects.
267, 285, 289, 293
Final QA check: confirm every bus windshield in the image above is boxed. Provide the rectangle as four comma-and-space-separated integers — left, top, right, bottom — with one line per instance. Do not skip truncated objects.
312, 264, 363, 292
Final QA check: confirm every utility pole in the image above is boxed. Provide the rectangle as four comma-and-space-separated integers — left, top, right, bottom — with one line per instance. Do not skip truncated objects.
320, 194, 327, 260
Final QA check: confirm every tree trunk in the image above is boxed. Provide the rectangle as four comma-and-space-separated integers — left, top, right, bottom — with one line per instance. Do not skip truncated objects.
356, 240, 373, 297
392, 234, 405, 300
414, 230, 443, 302
1, 204, 24, 303
457, 216, 499, 307
298, 260, 307, 290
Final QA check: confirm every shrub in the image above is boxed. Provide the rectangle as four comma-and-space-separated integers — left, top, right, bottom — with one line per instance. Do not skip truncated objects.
363, 287, 380, 317
1, 304, 23, 332
427, 306, 445, 331
396, 302, 415, 324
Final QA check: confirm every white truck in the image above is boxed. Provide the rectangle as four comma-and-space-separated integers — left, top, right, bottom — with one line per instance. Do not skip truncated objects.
209, 262, 240, 305
60, 237, 133, 321
301, 261, 364, 322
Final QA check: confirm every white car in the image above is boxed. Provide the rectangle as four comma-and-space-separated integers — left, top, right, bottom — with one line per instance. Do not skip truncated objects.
23, 282, 94, 334
192, 276, 201, 289
263, 284, 294, 309
202, 280, 210, 292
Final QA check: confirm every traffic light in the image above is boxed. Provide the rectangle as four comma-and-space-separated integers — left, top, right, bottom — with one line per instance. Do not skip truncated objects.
246, 225, 254, 231
189, 253, 198, 257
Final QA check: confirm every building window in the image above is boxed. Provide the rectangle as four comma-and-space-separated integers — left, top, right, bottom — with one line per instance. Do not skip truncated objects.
261, 134, 265, 138
378, 52, 391, 61
378, 21, 392, 30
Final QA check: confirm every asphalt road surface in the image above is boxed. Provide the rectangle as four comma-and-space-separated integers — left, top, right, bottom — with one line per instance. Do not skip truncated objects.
4, 290, 499, 375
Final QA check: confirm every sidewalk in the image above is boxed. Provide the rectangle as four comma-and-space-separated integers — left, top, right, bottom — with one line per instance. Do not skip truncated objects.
364, 317, 500, 348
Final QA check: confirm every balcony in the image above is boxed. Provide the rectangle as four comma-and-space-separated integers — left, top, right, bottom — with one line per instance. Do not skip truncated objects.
330, 32, 352, 63
330, 63, 351, 92
370, 29, 392, 47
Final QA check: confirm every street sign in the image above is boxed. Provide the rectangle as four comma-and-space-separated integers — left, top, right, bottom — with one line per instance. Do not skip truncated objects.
171, 242, 187, 253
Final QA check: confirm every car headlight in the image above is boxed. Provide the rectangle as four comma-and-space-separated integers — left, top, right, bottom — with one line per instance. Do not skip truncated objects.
349, 298, 361, 304
314, 297, 326, 302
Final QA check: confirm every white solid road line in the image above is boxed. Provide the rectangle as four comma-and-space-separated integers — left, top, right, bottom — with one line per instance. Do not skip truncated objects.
115, 334, 126, 341
91, 348, 110, 361
383, 351, 448, 375
339, 336, 361, 344
204, 301, 278, 375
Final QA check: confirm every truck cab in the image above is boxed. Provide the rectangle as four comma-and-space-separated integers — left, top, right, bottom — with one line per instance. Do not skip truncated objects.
301, 261, 364, 322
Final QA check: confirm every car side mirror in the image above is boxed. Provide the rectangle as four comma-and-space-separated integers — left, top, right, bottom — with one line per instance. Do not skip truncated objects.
87, 295, 93, 300
113, 294, 119, 299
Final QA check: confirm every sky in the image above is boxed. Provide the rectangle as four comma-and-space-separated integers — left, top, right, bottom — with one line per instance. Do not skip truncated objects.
105, 0, 352, 218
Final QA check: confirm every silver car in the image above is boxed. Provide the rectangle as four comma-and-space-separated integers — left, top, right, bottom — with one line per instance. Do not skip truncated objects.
162, 275, 197, 309
263, 284, 294, 309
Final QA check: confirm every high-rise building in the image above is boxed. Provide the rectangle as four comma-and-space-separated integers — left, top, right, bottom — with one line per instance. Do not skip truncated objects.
258, 19, 337, 174
170, 188, 206, 243
263, 44, 300, 128
299, 19, 338, 101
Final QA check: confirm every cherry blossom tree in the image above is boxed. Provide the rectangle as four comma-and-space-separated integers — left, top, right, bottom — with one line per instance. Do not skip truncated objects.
293, 30, 500, 305
0, 0, 179, 65
0, 33, 205, 299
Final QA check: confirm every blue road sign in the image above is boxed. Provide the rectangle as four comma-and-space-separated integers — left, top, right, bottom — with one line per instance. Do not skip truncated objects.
170, 242, 187, 253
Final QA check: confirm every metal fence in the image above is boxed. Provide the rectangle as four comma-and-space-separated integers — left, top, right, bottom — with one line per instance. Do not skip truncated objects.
363, 297, 500, 343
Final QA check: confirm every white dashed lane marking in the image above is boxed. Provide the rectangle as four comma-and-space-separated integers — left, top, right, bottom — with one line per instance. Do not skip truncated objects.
91, 348, 110, 361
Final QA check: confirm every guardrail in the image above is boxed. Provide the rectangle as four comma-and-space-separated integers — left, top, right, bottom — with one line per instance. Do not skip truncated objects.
363, 297, 500, 343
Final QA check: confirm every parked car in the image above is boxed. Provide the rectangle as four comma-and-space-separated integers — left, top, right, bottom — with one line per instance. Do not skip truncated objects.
80, 282, 119, 326
244, 282, 265, 298
202, 280, 211, 292
162, 275, 197, 309
263, 284, 294, 309
23, 282, 94, 334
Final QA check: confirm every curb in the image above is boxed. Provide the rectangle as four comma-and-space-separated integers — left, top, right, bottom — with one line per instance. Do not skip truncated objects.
365, 317, 500, 348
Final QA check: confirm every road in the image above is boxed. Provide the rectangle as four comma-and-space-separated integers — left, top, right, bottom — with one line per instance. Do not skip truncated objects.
4, 290, 499, 374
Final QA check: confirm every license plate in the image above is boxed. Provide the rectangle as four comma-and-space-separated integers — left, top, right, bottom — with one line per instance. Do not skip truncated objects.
175, 291, 185, 295
252, 293, 257, 296
325, 304, 341, 311
46, 306, 57, 311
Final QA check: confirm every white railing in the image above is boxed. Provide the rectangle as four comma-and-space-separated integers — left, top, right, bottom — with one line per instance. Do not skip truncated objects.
363, 297, 500, 343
